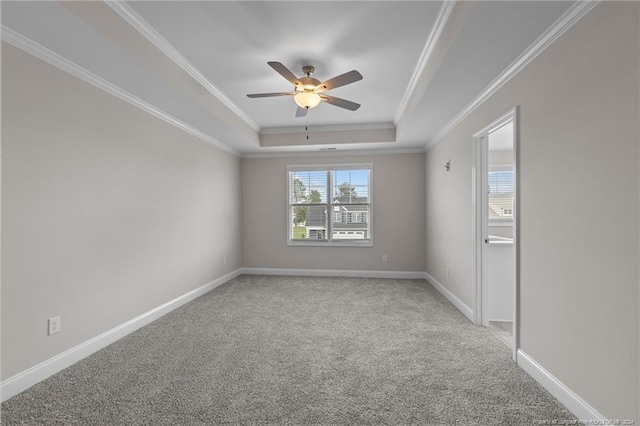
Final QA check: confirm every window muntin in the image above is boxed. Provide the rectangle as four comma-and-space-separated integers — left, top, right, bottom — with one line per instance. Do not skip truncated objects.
288, 165, 372, 245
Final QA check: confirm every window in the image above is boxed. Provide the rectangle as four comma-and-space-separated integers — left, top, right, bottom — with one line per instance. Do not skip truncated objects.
288, 165, 372, 245
488, 169, 513, 222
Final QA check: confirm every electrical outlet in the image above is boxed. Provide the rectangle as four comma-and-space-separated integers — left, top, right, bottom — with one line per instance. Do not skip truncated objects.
48, 316, 61, 336
382, 255, 388, 262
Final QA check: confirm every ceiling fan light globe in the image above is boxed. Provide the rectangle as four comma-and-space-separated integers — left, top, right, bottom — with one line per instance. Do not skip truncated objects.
294, 92, 321, 109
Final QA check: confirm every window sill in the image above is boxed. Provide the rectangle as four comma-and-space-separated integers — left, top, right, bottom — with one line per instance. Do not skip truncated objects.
287, 240, 373, 248
489, 221, 513, 227
487, 235, 513, 245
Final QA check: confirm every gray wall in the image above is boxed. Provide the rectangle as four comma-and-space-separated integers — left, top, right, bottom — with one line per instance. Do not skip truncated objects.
425, 2, 639, 419
1, 44, 242, 379
3, 2, 639, 421
242, 153, 425, 272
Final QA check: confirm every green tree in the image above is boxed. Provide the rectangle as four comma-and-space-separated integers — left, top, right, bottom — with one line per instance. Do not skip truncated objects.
292, 178, 308, 227
293, 178, 307, 203
337, 182, 357, 200
293, 207, 308, 226
309, 189, 322, 203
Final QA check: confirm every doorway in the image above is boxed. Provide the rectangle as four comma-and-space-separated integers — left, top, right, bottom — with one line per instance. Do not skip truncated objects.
473, 108, 518, 360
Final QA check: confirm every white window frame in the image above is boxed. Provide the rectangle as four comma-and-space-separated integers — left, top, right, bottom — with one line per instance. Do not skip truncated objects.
287, 164, 373, 247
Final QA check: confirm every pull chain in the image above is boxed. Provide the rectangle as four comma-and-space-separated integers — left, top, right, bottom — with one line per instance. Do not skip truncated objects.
305, 109, 309, 141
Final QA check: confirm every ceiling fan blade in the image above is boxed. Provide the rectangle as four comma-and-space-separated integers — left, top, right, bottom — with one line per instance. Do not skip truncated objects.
247, 92, 295, 98
314, 70, 363, 93
295, 107, 308, 118
321, 95, 360, 111
268, 62, 302, 87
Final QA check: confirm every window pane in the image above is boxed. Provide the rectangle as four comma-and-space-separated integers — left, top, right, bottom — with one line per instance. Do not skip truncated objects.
291, 171, 327, 204
291, 206, 327, 240
332, 169, 369, 204
332, 206, 370, 240
288, 165, 371, 244
488, 170, 513, 220
488, 170, 513, 194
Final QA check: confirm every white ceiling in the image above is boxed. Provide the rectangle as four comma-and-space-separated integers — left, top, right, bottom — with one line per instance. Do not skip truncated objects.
1, 1, 575, 156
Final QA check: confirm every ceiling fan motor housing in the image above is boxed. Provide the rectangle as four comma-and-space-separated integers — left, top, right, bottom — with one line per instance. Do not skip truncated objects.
297, 77, 321, 92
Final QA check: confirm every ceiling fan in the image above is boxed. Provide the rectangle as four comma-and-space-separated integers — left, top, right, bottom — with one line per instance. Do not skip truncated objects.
247, 62, 363, 117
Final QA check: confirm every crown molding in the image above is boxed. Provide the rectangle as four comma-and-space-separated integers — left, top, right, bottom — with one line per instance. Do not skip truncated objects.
1, 26, 240, 157
259, 126, 396, 148
241, 147, 425, 159
394, 0, 457, 125
426, 0, 599, 150
260, 122, 396, 135
106, 1, 260, 132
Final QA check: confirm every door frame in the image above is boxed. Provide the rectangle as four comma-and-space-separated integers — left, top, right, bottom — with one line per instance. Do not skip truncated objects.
471, 107, 519, 361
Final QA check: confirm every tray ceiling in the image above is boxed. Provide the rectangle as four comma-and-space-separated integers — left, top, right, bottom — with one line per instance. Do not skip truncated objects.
2, 1, 577, 155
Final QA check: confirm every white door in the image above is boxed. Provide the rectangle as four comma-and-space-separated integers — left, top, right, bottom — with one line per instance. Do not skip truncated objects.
473, 109, 518, 360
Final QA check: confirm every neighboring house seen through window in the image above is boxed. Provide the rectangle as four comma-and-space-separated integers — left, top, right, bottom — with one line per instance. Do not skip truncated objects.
488, 169, 514, 222
288, 165, 372, 245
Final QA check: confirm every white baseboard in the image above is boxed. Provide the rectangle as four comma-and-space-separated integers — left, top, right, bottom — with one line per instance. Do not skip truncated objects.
2, 267, 607, 425
1, 269, 242, 402
240, 267, 427, 280
517, 350, 605, 421
423, 273, 606, 422
424, 272, 474, 322
488, 318, 513, 323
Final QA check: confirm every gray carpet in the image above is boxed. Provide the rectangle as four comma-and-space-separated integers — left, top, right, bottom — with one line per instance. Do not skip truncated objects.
2, 275, 575, 425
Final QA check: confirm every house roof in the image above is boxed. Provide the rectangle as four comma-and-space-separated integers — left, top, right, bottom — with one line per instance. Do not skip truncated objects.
304, 205, 369, 228
333, 196, 368, 204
